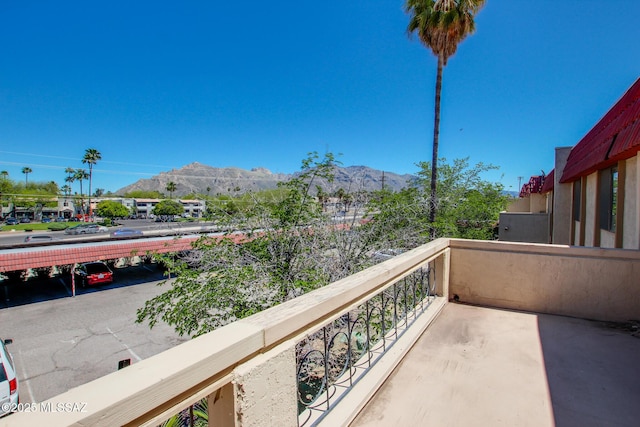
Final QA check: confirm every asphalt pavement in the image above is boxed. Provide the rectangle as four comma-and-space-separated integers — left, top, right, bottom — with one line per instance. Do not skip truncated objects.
0, 264, 188, 403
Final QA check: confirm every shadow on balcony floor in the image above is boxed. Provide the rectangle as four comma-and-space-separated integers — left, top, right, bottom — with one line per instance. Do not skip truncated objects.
350, 303, 640, 427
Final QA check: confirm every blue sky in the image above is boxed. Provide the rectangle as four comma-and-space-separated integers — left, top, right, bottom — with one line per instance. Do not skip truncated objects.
1, 0, 639, 194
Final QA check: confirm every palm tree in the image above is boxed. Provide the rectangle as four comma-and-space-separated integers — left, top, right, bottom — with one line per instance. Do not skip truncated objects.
21, 167, 33, 185
60, 184, 72, 214
405, 0, 485, 237
166, 181, 177, 199
74, 169, 89, 215
0, 171, 8, 180
65, 173, 75, 189
82, 148, 102, 218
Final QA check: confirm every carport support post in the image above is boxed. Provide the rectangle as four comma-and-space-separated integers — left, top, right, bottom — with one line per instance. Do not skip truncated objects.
71, 263, 77, 297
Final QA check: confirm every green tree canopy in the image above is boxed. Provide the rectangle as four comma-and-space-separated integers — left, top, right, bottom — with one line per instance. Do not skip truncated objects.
153, 199, 184, 217
96, 200, 130, 219
82, 148, 102, 216
166, 181, 177, 199
123, 190, 164, 199
138, 152, 352, 337
369, 158, 508, 241
137, 154, 507, 338
21, 166, 32, 185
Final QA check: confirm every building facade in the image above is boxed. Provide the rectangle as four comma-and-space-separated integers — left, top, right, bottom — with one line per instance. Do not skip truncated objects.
506, 77, 640, 249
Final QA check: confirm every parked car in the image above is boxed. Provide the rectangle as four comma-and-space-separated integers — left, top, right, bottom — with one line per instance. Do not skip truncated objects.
55, 216, 66, 222
41, 217, 52, 223
64, 224, 108, 235
4, 218, 18, 226
73, 262, 114, 287
19, 217, 31, 224
24, 234, 54, 243
0, 338, 19, 418
110, 228, 143, 238
64, 224, 88, 235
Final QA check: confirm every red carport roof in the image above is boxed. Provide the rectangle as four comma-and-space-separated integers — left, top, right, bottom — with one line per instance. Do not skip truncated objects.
540, 169, 554, 193
561, 78, 640, 183
0, 234, 247, 273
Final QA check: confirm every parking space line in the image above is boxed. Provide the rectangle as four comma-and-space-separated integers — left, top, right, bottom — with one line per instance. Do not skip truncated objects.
106, 327, 142, 362
17, 349, 36, 403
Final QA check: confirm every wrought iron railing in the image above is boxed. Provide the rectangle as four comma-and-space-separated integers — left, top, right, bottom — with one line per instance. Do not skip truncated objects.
296, 263, 435, 426
157, 398, 208, 427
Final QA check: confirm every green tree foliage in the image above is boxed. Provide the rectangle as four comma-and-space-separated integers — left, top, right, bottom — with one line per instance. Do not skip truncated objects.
137, 154, 507, 338
166, 181, 177, 198
123, 190, 164, 199
96, 200, 130, 219
369, 158, 508, 241
0, 177, 60, 210
21, 166, 32, 185
74, 169, 89, 214
423, 158, 507, 239
0, 172, 10, 198
153, 199, 184, 217
82, 148, 101, 216
138, 153, 370, 337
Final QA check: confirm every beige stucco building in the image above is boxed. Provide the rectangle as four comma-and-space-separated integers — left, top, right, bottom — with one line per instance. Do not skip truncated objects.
503, 77, 640, 249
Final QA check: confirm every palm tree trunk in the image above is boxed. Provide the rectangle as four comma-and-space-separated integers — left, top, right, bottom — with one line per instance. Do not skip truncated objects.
79, 180, 84, 216
88, 168, 92, 218
429, 55, 444, 239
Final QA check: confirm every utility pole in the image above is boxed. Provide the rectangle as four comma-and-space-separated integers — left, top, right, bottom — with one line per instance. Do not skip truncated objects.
381, 172, 385, 190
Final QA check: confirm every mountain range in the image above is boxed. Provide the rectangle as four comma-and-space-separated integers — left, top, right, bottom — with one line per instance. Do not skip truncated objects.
116, 162, 415, 197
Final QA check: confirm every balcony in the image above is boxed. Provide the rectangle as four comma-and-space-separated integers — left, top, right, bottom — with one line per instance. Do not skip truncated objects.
2, 239, 639, 427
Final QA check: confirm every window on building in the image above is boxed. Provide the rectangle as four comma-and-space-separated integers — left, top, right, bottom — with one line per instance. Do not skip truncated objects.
572, 180, 581, 221
598, 166, 618, 232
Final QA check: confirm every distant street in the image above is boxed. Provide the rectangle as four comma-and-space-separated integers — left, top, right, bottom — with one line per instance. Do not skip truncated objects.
0, 265, 188, 403
0, 218, 222, 248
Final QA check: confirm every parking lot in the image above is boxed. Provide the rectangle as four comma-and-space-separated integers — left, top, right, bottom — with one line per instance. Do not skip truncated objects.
0, 264, 188, 403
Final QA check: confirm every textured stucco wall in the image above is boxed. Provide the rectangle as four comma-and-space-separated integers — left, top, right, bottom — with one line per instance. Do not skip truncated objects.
530, 193, 548, 213
449, 240, 640, 322
507, 197, 531, 213
552, 147, 573, 244
584, 172, 598, 246
624, 156, 639, 249
233, 341, 297, 427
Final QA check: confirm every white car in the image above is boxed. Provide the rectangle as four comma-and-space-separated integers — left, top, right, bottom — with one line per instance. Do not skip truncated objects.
64, 224, 109, 235
0, 338, 18, 417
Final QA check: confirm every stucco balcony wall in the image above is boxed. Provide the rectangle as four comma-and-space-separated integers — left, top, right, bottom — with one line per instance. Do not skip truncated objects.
448, 239, 640, 322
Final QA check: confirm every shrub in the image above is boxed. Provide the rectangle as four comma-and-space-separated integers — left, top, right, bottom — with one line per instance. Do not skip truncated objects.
48, 223, 68, 231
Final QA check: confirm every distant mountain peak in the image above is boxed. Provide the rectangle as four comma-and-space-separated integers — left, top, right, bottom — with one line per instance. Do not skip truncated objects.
116, 163, 414, 196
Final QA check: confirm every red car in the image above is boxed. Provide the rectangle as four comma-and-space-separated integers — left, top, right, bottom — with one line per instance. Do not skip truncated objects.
74, 262, 114, 287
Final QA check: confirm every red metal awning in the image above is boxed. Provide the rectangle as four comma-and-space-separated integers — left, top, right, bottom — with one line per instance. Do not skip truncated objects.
0, 237, 199, 272
561, 78, 640, 183
540, 169, 554, 193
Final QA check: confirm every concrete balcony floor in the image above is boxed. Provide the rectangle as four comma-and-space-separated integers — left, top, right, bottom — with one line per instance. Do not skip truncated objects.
351, 303, 640, 427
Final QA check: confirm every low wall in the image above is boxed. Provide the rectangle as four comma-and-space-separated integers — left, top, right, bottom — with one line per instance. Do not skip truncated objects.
449, 239, 640, 322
